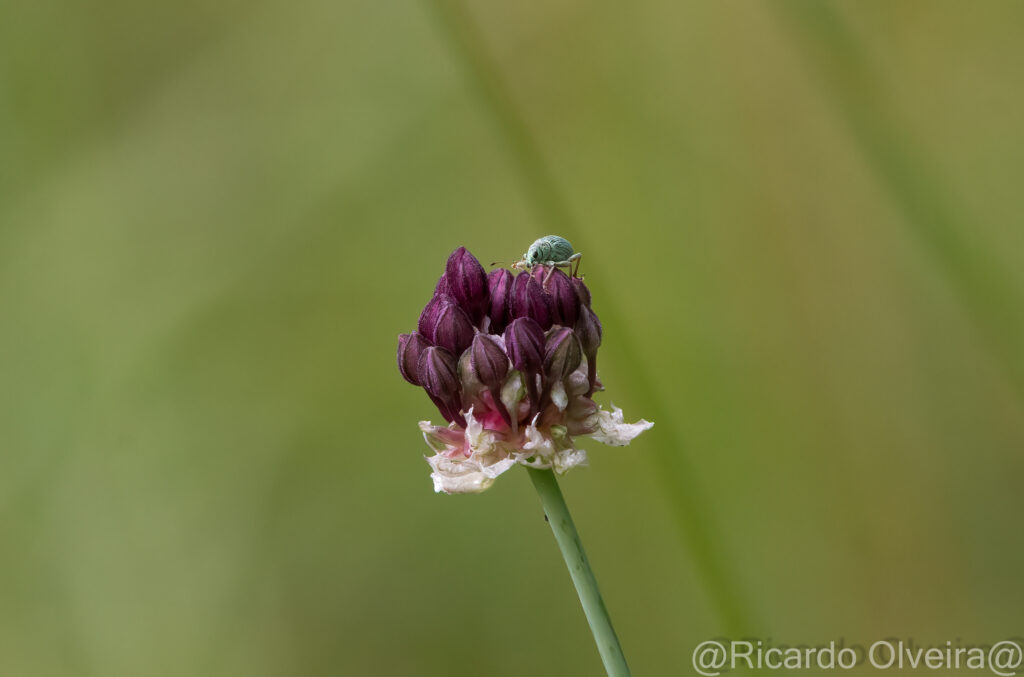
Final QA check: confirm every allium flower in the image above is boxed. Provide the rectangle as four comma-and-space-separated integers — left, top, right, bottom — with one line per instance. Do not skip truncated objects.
397, 246, 653, 494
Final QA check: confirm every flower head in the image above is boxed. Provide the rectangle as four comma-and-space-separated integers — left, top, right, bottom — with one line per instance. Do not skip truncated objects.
398, 246, 653, 493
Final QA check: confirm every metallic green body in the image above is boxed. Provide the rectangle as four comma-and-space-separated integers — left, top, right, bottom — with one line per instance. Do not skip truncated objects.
524, 235, 575, 266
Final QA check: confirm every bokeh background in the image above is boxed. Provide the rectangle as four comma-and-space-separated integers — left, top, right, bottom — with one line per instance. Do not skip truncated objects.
2, 1, 1023, 675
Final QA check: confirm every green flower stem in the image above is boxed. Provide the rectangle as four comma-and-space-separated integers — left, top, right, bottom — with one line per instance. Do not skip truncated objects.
527, 467, 631, 677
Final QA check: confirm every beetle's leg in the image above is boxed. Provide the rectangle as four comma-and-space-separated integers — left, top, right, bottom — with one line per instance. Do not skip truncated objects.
543, 259, 576, 284
567, 253, 582, 277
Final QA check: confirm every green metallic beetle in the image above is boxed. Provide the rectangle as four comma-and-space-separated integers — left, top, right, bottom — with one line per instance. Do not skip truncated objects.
512, 235, 582, 281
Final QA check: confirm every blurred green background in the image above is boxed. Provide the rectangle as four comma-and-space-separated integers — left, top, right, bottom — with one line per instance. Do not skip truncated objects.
2, 1, 1023, 675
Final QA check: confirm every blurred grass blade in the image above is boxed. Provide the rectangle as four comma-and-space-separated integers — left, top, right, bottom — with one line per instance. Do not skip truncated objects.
426, 0, 758, 637
773, 0, 1024, 397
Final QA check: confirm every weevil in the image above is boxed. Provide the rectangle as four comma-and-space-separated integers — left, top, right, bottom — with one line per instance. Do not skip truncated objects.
511, 235, 582, 281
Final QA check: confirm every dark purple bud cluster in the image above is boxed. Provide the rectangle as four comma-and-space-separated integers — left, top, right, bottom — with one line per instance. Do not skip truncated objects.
398, 247, 602, 429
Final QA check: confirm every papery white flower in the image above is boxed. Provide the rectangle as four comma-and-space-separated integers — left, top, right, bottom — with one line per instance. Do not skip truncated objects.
522, 416, 554, 459
589, 404, 654, 446
422, 401, 651, 493
551, 447, 588, 474
426, 453, 517, 494
424, 408, 516, 494
464, 408, 496, 455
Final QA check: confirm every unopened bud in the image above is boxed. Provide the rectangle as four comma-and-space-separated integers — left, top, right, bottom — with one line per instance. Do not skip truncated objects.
445, 247, 489, 325
504, 317, 545, 374
469, 333, 509, 389
510, 272, 552, 329
434, 274, 452, 298
574, 306, 601, 395
487, 268, 514, 334
543, 327, 583, 380
546, 268, 580, 327
574, 305, 602, 357
417, 346, 460, 402
418, 294, 448, 339
397, 332, 430, 385
572, 277, 591, 307
430, 301, 476, 356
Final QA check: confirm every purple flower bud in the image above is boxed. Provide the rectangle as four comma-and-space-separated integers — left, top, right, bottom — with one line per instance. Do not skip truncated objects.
434, 273, 452, 298
543, 327, 583, 380
486, 268, 514, 334
574, 306, 602, 395
470, 333, 513, 426
469, 333, 509, 389
445, 247, 489, 325
504, 317, 545, 374
572, 277, 591, 307
431, 301, 475, 356
417, 294, 448, 340
510, 272, 552, 330
546, 268, 580, 327
418, 346, 460, 401
397, 332, 430, 385
505, 317, 544, 414
574, 305, 602, 357
417, 346, 464, 425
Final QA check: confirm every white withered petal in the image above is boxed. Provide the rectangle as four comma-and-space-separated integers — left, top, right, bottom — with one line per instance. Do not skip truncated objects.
589, 404, 654, 446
